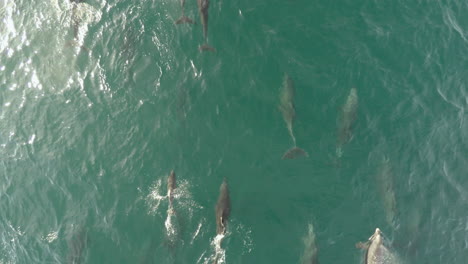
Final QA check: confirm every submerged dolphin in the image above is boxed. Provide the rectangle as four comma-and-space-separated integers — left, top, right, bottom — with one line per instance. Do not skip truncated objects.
67, 0, 91, 52
70, 0, 88, 39
357, 228, 400, 264
279, 74, 308, 159
67, 226, 88, 264
336, 87, 358, 158
197, 0, 215, 52
376, 158, 399, 230
215, 178, 231, 235
301, 223, 319, 264
175, 0, 194, 24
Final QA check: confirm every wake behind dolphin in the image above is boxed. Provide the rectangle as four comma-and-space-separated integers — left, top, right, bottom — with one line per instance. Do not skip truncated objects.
279, 74, 308, 159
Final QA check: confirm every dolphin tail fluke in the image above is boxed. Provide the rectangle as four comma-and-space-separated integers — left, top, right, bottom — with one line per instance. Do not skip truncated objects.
175, 16, 194, 24
199, 44, 216, 52
282, 147, 308, 160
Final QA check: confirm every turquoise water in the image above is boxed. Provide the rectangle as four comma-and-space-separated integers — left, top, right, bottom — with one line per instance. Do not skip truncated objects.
1, 0, 468, 263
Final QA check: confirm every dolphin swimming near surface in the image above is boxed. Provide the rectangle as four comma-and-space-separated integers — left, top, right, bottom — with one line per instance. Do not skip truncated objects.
376, 157, 399, 230
336, 87, 358, 158
164, 170, 181, 252
215, 178, 231, 235
212, 178, 231, 264
67, 226, 88, 264
356, 228, 401, 264
279, 74, 308, 159
70, 0, 85, 39
167, 170, 176, 205
197, 0, 215, 52
66, 0, 91, 52
300, 223, 319, 264
175, 0, 194, 24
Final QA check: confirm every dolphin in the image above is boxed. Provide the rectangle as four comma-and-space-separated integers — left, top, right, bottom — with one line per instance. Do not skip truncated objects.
175, 0, 194, 24
215, 178, 231, 235
167, 170, 176, 205
197, 0, 215, 52
66, 0, 90, 52
279, 74, 308, 159
164, 170, 181, 252
356, 228, 400, 264
70, 0, 85, 39
376, 157, 399, 230
336, 87, 358, 158
300, 223, 319, 264
67, 226, 88, 264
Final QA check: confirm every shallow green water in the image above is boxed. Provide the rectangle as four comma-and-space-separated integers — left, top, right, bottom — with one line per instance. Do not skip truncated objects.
1, 0, 468, 263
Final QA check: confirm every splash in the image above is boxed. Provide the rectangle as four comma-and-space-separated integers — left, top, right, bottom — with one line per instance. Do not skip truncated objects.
191, 220, 204, 245
199, 234, 226, 264
145, 179, 166, 215
43, 231, 59, 243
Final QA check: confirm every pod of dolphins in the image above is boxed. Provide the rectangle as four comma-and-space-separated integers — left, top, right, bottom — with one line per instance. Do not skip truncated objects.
62, 1, 406, 263
280, 75, 358, 160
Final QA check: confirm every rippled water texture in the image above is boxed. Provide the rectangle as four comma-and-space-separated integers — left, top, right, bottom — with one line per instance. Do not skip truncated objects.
1, 0, 467, 263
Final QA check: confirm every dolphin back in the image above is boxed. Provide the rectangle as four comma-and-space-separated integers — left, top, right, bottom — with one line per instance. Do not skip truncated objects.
168, 170, 176, 192
279, 74, 295, 120
167, 170, 176, 203
215, 180, 231, 234
301, 223, 319, 264
364, 228, 401, 264
340, 88, 358, 129
337, 88, 358, 147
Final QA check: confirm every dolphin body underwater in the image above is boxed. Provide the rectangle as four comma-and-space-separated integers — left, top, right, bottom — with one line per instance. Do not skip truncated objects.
67, 0, 101, 52
279, 74, 308, 159
376, 158, 399, 230
69, 0, 87, 39
336, 87, 358, 158
197, 0, 215, 52
67, 226, 88, 264
300, 223, 319, 264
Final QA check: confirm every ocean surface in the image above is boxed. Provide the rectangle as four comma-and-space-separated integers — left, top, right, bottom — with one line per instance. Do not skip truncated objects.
1, 0, 468, 263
